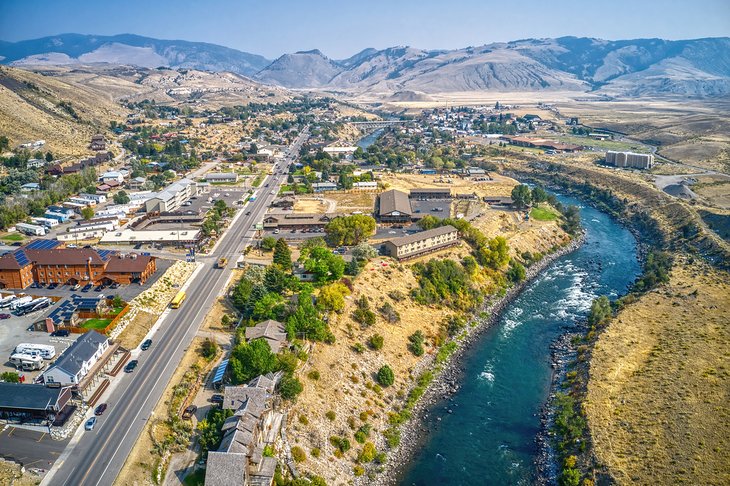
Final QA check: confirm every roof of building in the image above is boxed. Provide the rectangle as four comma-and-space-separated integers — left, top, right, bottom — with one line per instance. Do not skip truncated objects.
99, 228, 201, 243
48, 330, 108, 377
105, 254, 155, 273
384, 225, 458, 248
0, 383, 69, 411
245, 320, 287, 353
205, 172, 238, 179
0, 249, 30, 270
223, 385, 270, 412
26, 248, 109, 266
378, 189, 411, 216
204, 452, 247, 486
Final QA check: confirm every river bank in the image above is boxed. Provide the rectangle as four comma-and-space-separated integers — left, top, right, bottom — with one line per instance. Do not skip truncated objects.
372, 233, 586, 486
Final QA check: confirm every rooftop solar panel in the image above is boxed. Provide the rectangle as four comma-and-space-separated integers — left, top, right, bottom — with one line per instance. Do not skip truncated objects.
13, 249, 30, 267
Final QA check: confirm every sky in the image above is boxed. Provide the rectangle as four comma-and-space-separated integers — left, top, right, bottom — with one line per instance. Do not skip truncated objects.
1, 0, 728, 59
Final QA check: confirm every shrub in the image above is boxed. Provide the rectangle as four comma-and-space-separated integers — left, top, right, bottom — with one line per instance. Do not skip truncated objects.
329, 435, 351, 453
298, 414, 309, 425
352, 296, 376, 327
353, 342, 365, 353
367, 334, 384, 350
358, 442, 377, 463
291, 446, 306, 463
353, 465, 365, 476
377, 365, 395, 387
307, 370, 320, 380
279, 374, 303, 400
388, 290, 406, 301
379, 302, 401, 323
407, 331, 425, 357
311, 447, 321, 458
384, 426, 401, 448
412, 259, 479, 310
263, 444, 276, 457
325, 410, 336, 421
354, 424, 371, 444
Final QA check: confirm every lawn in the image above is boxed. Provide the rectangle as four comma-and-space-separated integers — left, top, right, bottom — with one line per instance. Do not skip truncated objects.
251, 174, 265, 187
530, 206, 558, 221
1, 233, 24, 242
82, 318, 113, 330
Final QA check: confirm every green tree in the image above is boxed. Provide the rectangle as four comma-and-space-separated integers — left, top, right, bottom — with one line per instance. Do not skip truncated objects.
302, 247, 345, 283
264, 265, 295, 294
286, 288, 331, 342
0, 371, 20, 383
229, 338, 278, 384
587, 295, 612, 327
113, 190, 130, 204
561, 205, 581, 235
81, 206, 94, 220
273, 238, 292, 268
0, 135, 9, 152
45, 151, 54, 162
279, 373, 303, 400
200, 338, 218, 360
511, 184, 532, 209
252, 292, 285, 320
377, 365, 395, 387
506, 260, 526, 283
324, 215, 376, 246
261, 236, 277, 251
358, 442, 377, 463
532, 186, 548, 206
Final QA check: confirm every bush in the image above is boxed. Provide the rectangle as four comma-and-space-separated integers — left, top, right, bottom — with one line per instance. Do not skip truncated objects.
325, 410, 336, 421
279, 374, 303, 400
506, 260, 526, 283
353, 465, 365, 476
384, 426, 401, 448
329, 435, 350, 453
358, 442, 377, 463
407, 331, 425, 357
354, 424, 371, 444
307, 370, 320, 380
311, 447, 321, 458
291, 446, 306, 463
412, 259, 479, 310
367, 334, 384, 350
376, 365, 395, 387
379, 302, 400, 323
352, 295, 376, 327
261, 236, 277, 251
199, 338, 218, 360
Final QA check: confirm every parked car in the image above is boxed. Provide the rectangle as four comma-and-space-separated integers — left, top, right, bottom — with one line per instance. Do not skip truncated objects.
0, 313, 10, 320
94, 403, 107, 416
85, 417, 97, 431
30, 282, 40, 289
47, 283, 58, 290
273, 229, 280, 234
51, 329, 70, 337
110, 282, 120, 289
124, 360, 138, 373
71, 283, 81, 291
141, 339, 152, 351
94, 285, 105, 292
210, 394, 224, 404
182, 405, 198, 420
82, 284, 93, 292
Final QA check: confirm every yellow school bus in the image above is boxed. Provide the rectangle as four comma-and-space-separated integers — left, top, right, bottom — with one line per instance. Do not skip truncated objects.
170, 290, 186, 309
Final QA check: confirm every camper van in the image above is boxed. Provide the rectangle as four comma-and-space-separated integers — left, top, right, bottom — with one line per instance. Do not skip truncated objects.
9, 353, 45, 371
0, 295, 18, 308
9, 296, 32, 310
15, 297, 51, 315
14, 343, 56, 360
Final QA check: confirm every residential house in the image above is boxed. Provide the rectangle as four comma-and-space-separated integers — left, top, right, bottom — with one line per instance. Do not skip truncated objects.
43, 331, 109, 385
245, 320, 288, 353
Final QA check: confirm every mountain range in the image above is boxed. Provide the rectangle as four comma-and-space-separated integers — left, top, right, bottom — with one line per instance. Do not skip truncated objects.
2, 34, 730, 97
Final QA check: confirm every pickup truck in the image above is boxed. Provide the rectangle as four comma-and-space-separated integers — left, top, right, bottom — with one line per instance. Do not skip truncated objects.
216, 257, 228, 269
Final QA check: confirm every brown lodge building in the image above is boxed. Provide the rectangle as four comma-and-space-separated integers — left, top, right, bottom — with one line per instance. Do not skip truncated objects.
0, 244, 156, 289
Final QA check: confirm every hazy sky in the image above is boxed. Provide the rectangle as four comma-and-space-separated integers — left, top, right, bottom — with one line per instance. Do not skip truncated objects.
1, 0, 728, 59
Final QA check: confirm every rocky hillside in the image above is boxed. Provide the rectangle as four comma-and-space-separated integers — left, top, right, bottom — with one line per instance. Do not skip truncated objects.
0, 33, 271, 76
256, 37, 730, 97
253, 50, 342, 88
0, 66, 127, 156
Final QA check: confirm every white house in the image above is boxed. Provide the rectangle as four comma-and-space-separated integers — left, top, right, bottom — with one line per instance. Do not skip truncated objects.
43, 331, 109, 385
100, 171, 125, 184
26, 158, 47, 169
79, 193, 108, 204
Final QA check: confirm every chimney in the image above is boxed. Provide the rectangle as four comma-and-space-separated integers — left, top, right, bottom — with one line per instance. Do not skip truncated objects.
87, 256, 93, 282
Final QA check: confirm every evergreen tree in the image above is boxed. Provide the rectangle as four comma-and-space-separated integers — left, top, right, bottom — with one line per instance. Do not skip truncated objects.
273, 238, 292, 268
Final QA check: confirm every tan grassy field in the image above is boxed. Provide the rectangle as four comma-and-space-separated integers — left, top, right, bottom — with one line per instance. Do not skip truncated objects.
325, 191, 377, 213
585, 258, 730, 486
0, 66, 126, 156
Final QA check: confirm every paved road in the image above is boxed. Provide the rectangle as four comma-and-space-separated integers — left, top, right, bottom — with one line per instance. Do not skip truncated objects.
45, 129, 308, 486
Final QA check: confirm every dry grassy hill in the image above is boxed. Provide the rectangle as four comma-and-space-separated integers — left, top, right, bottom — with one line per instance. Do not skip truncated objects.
0, 65, 127, 157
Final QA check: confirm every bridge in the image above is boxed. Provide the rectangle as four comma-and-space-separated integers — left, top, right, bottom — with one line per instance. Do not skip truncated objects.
348, 120, 411, 129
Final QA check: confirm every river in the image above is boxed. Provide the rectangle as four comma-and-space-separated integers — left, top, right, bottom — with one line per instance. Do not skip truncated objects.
357, 129, 384, 150
399, 195, 640, 485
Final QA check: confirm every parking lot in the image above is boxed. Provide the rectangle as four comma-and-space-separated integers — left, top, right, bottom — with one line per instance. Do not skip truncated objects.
0, 427, 70, 470
0, 258, 172, 379
411, 198, 452, 216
